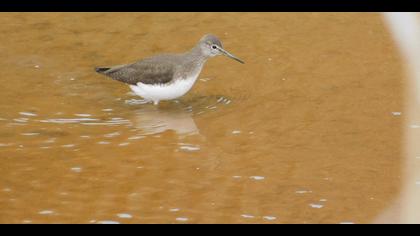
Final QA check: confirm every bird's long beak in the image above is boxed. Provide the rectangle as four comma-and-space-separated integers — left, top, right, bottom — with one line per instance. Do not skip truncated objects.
218, 48, 245, 64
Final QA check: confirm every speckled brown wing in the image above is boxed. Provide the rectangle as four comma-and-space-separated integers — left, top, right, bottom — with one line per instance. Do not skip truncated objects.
95, 59, 175, 86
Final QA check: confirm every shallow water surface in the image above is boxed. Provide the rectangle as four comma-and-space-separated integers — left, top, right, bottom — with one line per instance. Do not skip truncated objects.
0, 13, 404, 223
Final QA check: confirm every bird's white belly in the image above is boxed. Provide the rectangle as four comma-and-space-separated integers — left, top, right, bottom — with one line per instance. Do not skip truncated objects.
129, 76, 197, 102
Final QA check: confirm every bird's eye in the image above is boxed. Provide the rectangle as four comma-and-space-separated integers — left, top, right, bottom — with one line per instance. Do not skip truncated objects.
212, 45, 217, 49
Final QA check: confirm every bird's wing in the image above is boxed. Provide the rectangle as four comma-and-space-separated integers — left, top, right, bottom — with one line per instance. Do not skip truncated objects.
97, 59, 176, 85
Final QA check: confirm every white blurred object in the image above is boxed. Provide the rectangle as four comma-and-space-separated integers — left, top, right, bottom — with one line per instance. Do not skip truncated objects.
384, 13, 420, 103
382, 12, 420, 224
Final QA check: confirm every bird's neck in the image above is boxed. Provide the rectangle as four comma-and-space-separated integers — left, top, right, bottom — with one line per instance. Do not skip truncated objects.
186, 45, 210, 65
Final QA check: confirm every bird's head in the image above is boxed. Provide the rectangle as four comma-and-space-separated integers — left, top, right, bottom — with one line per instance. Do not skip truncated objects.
198, 34, 244, 64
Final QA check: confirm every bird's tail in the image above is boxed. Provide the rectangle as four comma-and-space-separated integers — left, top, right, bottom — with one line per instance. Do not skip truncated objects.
95, 67, 111, 74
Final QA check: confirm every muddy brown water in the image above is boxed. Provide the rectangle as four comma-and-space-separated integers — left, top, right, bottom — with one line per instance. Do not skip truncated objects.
0, 13, 404, 223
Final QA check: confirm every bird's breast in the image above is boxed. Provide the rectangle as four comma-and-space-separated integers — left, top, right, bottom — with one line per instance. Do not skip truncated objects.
132, 73, 199, 101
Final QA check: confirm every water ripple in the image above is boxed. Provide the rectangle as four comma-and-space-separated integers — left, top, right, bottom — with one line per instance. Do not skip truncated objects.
19, 112, 37, 117
40, 118, 99, 124
178, 143, 200, 152
38, 117, 131, 126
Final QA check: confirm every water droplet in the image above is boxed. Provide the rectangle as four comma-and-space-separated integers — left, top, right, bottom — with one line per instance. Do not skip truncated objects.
104, 132, 120, 138
241, 214, 255, 219
70, 167, 82, 173
309, 204, 324, 209
117, 213, 133, 219
97, 141, 110, 145
250, 176, 265, 181
263, 216, 277, 221
38, 210, 54, 215
44, 138, 56, 143
232, 130, 241, 134
21, 133, 40, 136
391, 112, 402, 116
61, 144, 76, 148
169, 208, 180, 212
97, 220, 120, 224
75, 114, 91, 117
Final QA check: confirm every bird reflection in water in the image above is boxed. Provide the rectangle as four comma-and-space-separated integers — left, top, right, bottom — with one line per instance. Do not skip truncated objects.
131, 104, 199, 136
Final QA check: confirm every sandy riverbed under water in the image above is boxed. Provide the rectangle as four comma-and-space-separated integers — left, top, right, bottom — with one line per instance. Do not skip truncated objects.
0, 13, 404, 223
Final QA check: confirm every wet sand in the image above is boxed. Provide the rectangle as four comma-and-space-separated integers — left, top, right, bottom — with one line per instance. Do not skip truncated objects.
0, 13, 404, 223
